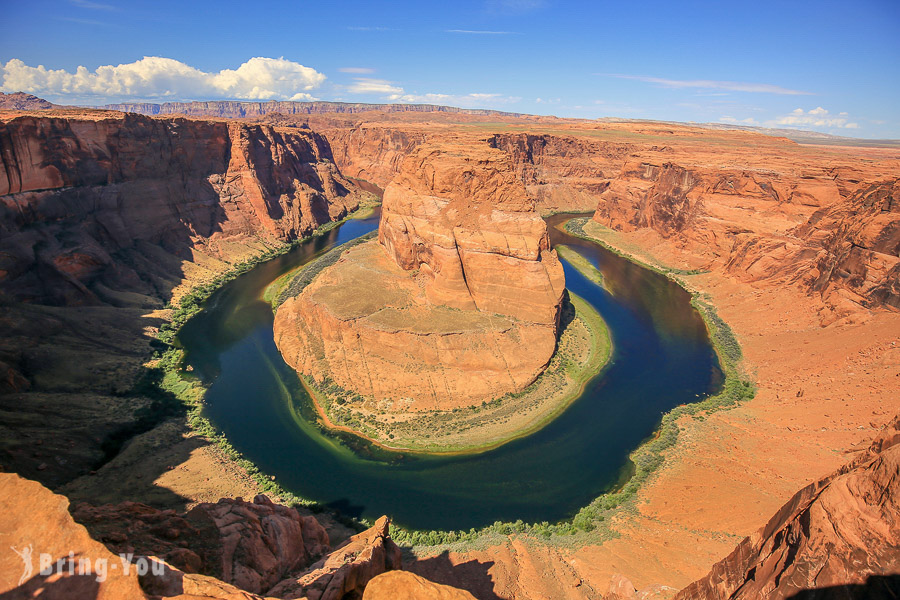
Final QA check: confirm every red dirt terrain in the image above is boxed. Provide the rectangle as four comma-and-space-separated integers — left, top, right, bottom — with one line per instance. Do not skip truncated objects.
0, 102, 898, 599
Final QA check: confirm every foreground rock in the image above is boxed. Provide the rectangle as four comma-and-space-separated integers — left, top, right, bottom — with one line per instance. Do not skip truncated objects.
275, 142, 565, 409
675, 415, 900, 599
0, 471, 403, 599
268, 516, 401, 599
364, 571, 477, 600
72, 494, 329, 595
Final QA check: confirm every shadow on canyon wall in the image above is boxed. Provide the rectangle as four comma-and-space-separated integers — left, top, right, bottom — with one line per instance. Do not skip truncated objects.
408, 551, 505, 600
0, 113, 361, 508
788, 575, 900, 600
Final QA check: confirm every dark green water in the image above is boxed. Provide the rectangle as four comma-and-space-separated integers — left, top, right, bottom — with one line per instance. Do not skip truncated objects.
178, 211, 722, 531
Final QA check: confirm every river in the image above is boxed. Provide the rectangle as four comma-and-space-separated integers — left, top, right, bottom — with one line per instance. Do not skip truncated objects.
178, 209, 721, 531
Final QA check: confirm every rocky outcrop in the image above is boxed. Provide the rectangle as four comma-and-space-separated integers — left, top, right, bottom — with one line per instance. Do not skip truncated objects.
274, 142, 565, 408
0, 112, 365, 305
363, 571, 477, 600
379, 143, 565, 325
674, 416, 900, 600
594, 159, 900, 312
0, 472, 148, 599
72, 494, 329, 595
1, 471, 402, 600
267, 516, 401, 600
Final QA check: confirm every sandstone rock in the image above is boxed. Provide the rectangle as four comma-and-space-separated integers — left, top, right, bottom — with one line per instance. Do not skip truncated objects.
363, 570, 477, 600
593, 157, 900, 313
674, 416, 900, 600
606, 573, 638, 599
0, 112, 365, 305
379, 143, 565, 325
274, 141, 565, 408
72, 493, 329, 595
0, 472, 147, 599
267, 516, 402, 600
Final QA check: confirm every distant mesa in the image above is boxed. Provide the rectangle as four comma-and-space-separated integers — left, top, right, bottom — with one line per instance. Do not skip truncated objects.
0, 92, 55, 111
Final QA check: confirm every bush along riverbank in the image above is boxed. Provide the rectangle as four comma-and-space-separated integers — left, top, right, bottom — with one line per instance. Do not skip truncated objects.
134, 206, 382, 528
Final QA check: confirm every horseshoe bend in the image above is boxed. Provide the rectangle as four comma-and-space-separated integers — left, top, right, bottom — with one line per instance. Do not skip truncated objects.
1, 93, 899, 598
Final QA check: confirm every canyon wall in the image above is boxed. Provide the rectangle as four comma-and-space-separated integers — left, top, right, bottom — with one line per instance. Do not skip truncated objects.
0, 112, 366, 306
274, 142, 565, 408
593, 158, 900, 314
0, 110, 369, 491
488, 132, 635, 213
675, 416, 900, 600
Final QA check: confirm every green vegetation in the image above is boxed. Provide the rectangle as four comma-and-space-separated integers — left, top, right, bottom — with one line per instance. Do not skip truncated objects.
271, 231, 377, 309
556, 244, 607, 290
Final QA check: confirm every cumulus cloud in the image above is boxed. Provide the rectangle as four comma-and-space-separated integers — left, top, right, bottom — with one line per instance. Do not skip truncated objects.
771, 107, 859, 129
0, 57, 326, 102
605, 74, 811, 95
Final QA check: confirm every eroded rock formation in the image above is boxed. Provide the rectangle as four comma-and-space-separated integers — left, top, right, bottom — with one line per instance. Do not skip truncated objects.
274, 142, 565, 408
675, 416, 900, 599
0, 472, 402, 600
593, 159, 900, 313
0, 112, 366, 306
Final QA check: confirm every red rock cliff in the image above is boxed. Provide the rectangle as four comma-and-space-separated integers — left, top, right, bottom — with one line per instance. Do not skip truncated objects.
675, 416, 900, 600
0, 112, 365, 305
274, 141, 565, 409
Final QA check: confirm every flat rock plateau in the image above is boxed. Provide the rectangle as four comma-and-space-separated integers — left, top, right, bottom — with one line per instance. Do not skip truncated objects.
1, 96, 898, 599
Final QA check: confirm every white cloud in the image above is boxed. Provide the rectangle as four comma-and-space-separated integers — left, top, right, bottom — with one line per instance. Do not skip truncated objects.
343, 76, 519, 108
720, 116, 760, 125
770, 107, 859, 129
338, 67, 375, 74
69, 0, 117, 10
346, 78, 404, 95
604, 74, 811, 95
0, 57, 326, 102
446, 29, 521, 34
389, 91, 521, 107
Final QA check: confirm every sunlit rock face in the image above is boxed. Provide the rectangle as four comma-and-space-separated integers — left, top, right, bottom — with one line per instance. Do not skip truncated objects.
274, 142, 565, 410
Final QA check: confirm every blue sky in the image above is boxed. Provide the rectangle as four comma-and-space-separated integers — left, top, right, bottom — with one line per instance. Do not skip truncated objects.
2, 0, 899, 138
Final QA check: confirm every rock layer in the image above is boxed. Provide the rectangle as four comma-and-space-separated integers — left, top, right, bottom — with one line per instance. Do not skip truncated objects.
0, 112, 365, 305
675, 416, 900, 600
274, 142, 565, 408
594, 159, 900, 313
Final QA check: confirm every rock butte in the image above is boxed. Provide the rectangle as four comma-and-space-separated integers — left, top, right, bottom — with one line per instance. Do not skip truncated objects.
274, 142, 565, 408
1, 97, 899, 599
